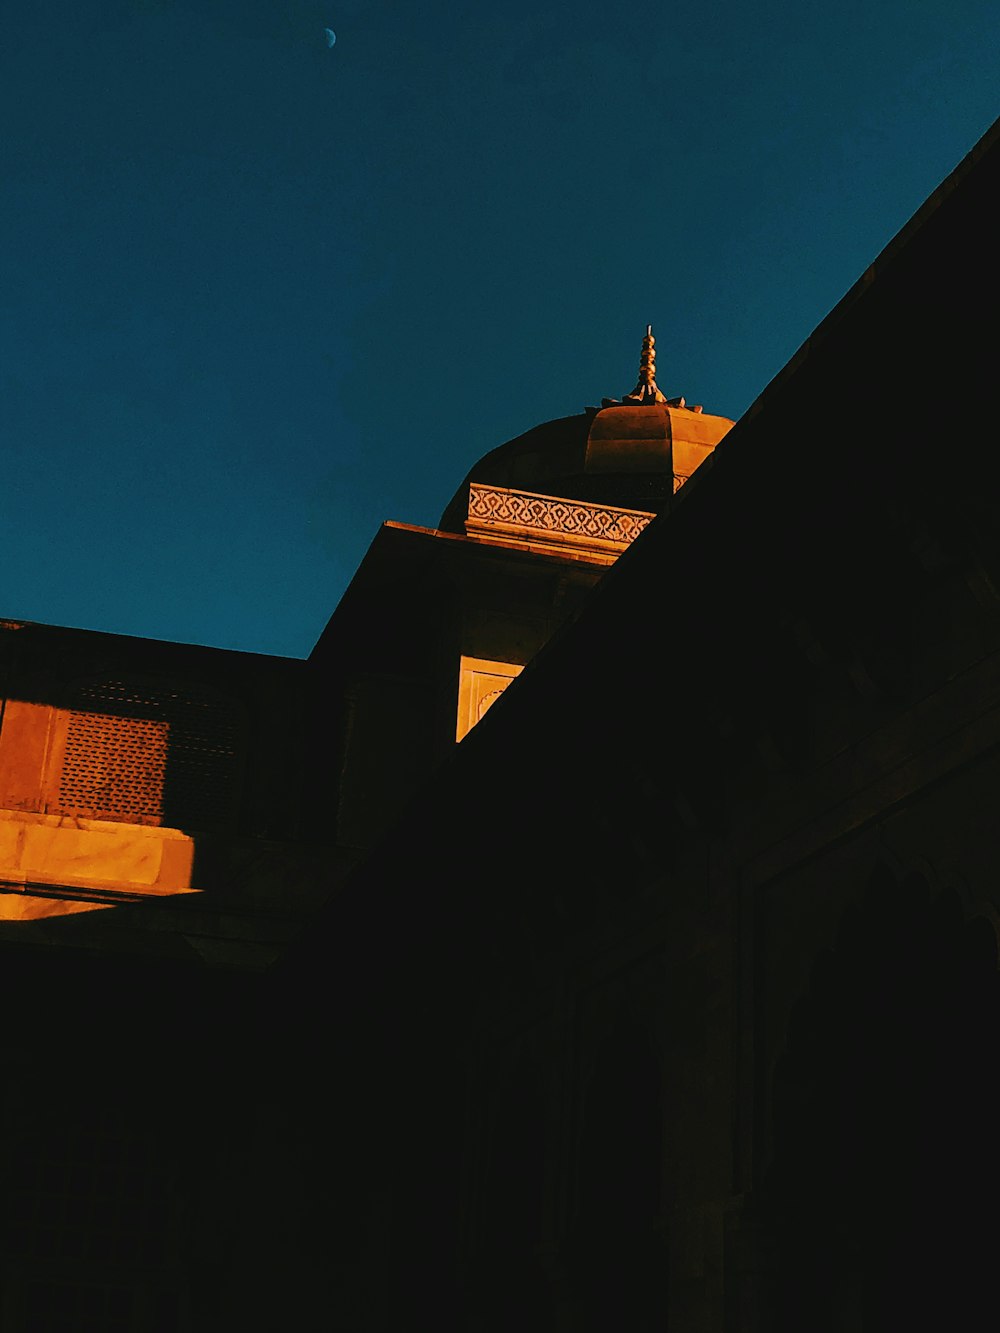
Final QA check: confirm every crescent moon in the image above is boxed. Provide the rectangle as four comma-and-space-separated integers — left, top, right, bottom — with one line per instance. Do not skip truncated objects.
324, 28, 336, 47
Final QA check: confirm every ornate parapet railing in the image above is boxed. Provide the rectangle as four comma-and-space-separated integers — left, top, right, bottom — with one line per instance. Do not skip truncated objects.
465, 483, 655, 561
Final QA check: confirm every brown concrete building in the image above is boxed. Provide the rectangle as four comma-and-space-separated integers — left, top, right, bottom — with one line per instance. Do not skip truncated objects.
0, 117, 998, 1331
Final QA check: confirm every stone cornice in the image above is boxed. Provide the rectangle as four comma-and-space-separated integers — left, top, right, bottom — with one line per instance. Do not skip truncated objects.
465, 483, 655, 558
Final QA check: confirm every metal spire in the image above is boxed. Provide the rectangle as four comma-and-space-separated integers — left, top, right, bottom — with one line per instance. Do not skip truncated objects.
623, 325, 668, 405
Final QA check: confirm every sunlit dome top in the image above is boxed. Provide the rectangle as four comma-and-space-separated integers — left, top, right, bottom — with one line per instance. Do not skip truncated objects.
438, 327, 734, 532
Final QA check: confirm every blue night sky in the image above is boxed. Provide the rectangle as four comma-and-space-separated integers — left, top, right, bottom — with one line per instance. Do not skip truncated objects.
2, 1, 998, 657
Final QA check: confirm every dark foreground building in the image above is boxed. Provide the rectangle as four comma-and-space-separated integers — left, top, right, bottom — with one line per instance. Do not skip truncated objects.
1, 117, 999, 1330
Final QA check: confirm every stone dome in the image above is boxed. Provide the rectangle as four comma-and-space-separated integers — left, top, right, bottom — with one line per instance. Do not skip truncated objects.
439, 328, 734, 533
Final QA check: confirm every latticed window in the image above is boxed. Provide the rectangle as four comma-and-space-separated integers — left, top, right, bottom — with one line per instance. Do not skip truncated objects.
61, 712, 169, 823
57, 679, 243, 829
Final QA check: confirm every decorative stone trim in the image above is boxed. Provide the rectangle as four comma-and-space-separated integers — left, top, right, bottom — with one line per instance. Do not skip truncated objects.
466, 483, 654, 552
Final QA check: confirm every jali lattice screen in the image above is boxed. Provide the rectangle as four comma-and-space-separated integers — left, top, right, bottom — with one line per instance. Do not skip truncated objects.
59, 679, 243, 828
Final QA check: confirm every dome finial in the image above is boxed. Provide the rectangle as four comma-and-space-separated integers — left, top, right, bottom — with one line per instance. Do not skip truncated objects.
623, 324, 668, 405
